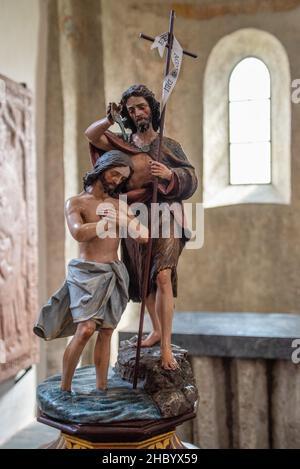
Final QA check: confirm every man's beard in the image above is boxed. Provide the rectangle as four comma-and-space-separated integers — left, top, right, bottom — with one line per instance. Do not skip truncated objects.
99, 173, 128, 196
136, 117, 151, 133
99, 174, 115, 196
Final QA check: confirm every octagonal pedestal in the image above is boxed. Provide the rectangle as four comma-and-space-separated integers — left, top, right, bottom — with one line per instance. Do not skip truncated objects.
38, 411, 196, 449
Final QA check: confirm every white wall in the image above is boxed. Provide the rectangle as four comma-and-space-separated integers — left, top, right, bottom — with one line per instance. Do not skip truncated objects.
0, 0, 43, 444
0, 0, 40, 91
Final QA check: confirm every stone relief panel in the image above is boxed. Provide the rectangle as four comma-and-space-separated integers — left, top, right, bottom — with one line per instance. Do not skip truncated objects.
0, 74, 38, 382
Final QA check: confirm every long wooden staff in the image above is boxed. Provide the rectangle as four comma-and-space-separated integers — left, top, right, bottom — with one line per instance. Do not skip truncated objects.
132, 10, 197, 388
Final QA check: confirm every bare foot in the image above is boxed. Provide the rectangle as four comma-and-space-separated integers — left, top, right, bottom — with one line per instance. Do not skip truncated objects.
60, 386, 72, 393
96, 383, 107, 391
141, 331, 161, 347
161, 347, 179, 371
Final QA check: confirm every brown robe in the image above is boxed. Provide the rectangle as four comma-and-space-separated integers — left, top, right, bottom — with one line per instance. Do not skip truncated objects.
89, 130, 198, 301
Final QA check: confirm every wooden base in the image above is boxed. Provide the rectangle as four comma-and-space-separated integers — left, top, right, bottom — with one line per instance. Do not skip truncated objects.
46, 430, 184, 449
38, 411, 195, 450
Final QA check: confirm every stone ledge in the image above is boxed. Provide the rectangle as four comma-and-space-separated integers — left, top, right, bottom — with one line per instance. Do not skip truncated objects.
119, 312, 300, 360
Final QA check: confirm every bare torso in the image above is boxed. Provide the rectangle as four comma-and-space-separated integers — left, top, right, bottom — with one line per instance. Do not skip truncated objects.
67, 192, 120, 264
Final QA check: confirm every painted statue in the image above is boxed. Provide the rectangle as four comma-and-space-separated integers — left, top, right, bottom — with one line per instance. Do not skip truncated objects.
34, 150, 148, 391
85, 84, 198, 370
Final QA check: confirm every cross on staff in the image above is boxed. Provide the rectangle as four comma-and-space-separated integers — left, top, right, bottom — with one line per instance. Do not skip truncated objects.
132, 10, 198, 389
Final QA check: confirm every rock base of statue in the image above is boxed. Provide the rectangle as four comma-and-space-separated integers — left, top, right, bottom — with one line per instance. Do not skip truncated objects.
36, 342, 198, 449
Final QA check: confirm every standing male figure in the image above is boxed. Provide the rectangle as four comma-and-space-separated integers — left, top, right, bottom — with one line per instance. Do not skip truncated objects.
34, 150, 148, 391
85, 85, 198, 370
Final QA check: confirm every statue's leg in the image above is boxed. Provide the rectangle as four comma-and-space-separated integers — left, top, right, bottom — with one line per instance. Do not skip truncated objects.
143, 214, 184, 357
94, 328, 113, 390
61, 320, 96, 391
140, 292, 162, 347
155, 268, 179, 370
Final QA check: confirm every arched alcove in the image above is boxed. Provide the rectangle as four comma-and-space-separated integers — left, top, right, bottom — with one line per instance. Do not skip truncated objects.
203, 28, 291, 207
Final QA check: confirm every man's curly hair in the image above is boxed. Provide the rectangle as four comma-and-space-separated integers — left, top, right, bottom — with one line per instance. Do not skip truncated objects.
120, 84, 160, 132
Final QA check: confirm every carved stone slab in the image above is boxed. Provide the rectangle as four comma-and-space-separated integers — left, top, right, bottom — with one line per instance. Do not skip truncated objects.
0, 73, 38, 382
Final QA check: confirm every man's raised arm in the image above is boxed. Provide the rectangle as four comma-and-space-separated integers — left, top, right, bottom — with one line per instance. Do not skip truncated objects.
84, 103, 121, 151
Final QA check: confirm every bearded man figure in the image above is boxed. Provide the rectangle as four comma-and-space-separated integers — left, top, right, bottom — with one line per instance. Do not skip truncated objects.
85, 84, 198, 370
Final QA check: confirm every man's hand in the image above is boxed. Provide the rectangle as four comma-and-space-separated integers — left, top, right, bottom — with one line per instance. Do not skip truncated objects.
149, 161, 173, 181
106, 102, 122, 124
97, 205, 127, 228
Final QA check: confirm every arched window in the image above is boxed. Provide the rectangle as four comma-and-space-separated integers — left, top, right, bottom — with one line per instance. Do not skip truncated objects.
203, 29, 291, 207
229, 57, 271, 185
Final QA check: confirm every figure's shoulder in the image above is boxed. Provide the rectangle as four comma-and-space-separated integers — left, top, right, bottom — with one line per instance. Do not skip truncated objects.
65, 193, 86, 212
163, 136, 180, 146
163, 136, 182, 150
162, 136, 187, 159
65, 194, 79, 207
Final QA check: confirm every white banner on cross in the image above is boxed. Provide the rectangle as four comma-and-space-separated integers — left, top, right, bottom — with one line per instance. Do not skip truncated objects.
151, 32, 183, 110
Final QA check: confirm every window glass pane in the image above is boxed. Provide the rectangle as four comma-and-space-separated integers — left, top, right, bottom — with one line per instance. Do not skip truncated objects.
229, 57, 271, 185
229, 100, 270, 143
230, 142, 271, 184
229, 57, 270, 101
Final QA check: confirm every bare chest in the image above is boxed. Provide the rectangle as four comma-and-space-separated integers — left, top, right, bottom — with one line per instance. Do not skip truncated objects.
80, 199, 102, 223
127, 153, 154, 190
